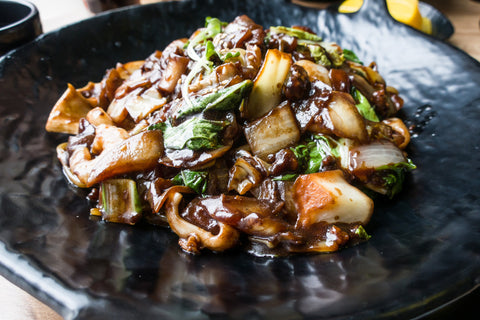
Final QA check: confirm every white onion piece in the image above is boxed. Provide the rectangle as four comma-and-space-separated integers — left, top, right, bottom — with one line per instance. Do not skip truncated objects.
243, 49, 292, 120
349, 140, 406, 171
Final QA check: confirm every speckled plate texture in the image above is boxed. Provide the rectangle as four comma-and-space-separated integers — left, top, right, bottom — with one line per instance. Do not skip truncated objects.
0, 0, 479, 319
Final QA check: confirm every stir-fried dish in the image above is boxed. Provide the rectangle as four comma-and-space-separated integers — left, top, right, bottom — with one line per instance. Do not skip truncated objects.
45, 15, 415, 255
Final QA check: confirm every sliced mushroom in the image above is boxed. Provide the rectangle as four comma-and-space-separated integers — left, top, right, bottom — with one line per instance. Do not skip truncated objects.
185, 195, 289, 238
86, 107, 115, 127
228, 157, 263, 195
156, 39, 189, 93
124, 87, 167, 122
382, 117, 410, 149
165, 192, 240, 253
151, 185, 193, 214
69, 130, 164, 187
90, 124, 129, 155
45, 83, 93, 134
115, 60, 145, 80
219, 195, 289, 237
56, 142, 87, 188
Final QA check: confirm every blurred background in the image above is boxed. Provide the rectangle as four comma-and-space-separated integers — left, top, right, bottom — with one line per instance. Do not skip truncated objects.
24, 0, 480, 61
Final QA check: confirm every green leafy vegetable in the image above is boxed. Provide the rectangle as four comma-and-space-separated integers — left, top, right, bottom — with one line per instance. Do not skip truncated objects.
186, 17, 227, 66
343, 48, 363, 65
305, 45, 332, 67
163, 117, 229, 150
305, 136, 334, 173
298, 42, 346, 67
290, 135, 340, 174
147, 122, 167, 131
205, 40, 217, 62
290, 144, 309, 172
269, 26, 322, 42
352, 88, 379, 122
354, 225, 371, 240
321, 42, 345, 67
268, 26, 345, 67
376, 159, 417, 198
222, 51, 241, 61
205, 41, 242, 64
172, 169, 209, 194
178, 80, 253, 117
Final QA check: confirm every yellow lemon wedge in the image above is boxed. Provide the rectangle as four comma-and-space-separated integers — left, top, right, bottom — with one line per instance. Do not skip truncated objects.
421, 16, 432, 34
338, 0, 364, 13
339, 0, 431, 34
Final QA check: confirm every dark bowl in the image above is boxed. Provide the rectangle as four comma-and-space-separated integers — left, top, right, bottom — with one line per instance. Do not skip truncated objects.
0, 0, 479, 319
0, 0, 42, 55
418, 1, 454, 40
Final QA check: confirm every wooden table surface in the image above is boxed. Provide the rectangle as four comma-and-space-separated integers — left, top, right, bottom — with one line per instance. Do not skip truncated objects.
1, 1, 479, 319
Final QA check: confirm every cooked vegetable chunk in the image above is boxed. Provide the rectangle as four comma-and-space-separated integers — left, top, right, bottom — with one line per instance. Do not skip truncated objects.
243, 49, 292, 119
45, 15, 414, 256
99, 179, 142, 225
293, 170, 374, 227
165, 192, 240, 253
244, 102, 300, 160
45, 84, 93, 134
68, 130, 164, 187
310, 91, 368, 143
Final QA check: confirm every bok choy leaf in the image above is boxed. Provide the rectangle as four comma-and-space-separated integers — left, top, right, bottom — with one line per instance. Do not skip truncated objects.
269, 26, 322, 42
376, 159, 416, 198
352, 88, 379, 122
162, 117, 229, 151
343, 48, 363, 65
100, 179, 142, 225
178, 80, 253, 117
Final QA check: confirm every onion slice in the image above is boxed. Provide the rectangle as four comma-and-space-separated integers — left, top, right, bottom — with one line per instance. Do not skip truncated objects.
349, 140, 406, 171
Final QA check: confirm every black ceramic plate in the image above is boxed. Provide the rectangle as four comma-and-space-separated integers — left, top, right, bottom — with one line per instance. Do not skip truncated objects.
417, 1, 454, 40
0, 0, 479, 319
